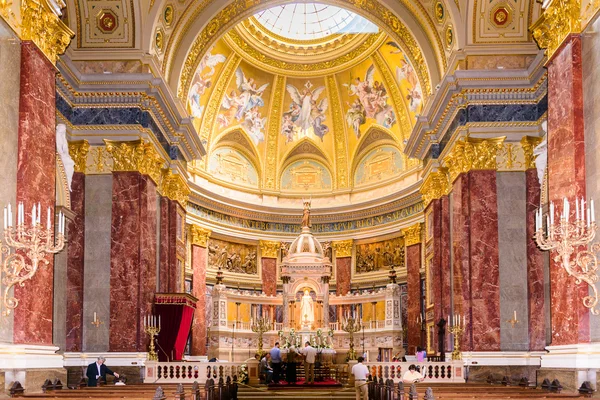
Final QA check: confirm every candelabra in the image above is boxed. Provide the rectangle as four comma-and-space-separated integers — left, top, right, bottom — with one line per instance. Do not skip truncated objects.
251, 317, 272, 357
448, 313, 464, 361
534, 197, 599, 314
144, 314, 161, 361
2, 202, 65, 316
341, 317, 362, 360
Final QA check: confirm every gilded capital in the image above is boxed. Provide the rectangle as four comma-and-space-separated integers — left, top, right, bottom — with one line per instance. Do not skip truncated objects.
332, 240, 353, 258
161, 169, 191, 207
20, 0, 74, 64
531, 0, 582, 60
520, 136, 543, 170
104, 139, 166, 185
402, 223, 422, 246
259, 240, 281, 258
420, 168, 450, 208
443, 137, 505, 183
68, 140, 90, 173
190, 225, 211, 248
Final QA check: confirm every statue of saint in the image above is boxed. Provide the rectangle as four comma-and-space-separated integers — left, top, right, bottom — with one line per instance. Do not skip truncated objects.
301, 199, 311, 228
299, 289, 314, 327
56, 123, 75, 191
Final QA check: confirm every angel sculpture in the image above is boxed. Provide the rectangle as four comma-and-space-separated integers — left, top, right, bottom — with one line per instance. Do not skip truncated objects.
282, 81, 329, 141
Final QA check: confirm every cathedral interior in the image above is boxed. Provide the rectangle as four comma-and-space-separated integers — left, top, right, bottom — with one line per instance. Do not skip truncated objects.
1, 0, 600, 396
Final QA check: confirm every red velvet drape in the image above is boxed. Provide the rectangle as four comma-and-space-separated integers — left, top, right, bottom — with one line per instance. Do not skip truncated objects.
154, 294, 197, 361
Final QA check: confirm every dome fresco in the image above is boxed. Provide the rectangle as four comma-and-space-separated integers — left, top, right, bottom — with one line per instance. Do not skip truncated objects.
186, 4, 424, 198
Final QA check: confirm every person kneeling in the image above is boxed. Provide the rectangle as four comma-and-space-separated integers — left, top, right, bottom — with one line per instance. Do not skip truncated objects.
402, 364, 424, 384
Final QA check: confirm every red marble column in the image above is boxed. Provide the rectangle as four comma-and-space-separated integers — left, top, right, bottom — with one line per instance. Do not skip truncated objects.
262, 258, 277, 296
13, 42, 56, 345
66, 172, 85, 351
451, 171, 501, 351
547, 35, 589, 345
191, 244, 207, 355
525, 169, 546, 350
440, 196, 452, 327
109, 172, 158, 351
159, 198, 181, 293
406, 243, 422, 354
336, 257, 351, 295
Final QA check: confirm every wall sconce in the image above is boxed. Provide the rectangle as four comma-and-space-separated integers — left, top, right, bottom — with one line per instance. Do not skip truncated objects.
91, 311, 104, 328
507, 310, 519, 328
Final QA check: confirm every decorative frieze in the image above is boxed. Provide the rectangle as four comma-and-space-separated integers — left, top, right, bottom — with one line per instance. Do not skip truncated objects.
259, 240, 281, 258
68, 140, 90, 173
190, 225, 211, 248
332, 240, 353, 258
402, 224, 422, 247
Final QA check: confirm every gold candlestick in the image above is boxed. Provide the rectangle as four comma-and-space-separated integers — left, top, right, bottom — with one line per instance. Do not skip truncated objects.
448, 315, 464, 360
144, 315, 161, 361
251, 317, 272, 357
341, 317, 361, 360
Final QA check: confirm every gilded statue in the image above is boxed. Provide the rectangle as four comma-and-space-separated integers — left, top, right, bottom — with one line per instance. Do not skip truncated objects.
301, 199, 312, 228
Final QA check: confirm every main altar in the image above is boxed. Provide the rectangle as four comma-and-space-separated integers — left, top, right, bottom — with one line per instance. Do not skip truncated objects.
206, 201, 404, 363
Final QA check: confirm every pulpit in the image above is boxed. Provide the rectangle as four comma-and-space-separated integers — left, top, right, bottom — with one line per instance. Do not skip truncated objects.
154, 293, 198, 361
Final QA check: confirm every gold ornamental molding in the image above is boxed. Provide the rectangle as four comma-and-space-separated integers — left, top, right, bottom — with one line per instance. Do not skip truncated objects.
443, 137, 505, 183
325, 75, 349, 189
420, 168, 450, 208
68, 140, 90, 174
161, 169, 191, 207
332, 240, 353, 258
190, 224, 211, 247
402, 223, 422, 246
520, 136, 543, 169
264, 75, 285, 190
104, 139, 166, 186
259, 240, 281, 258
531, 0, 582, 61
20, 0, 74, 64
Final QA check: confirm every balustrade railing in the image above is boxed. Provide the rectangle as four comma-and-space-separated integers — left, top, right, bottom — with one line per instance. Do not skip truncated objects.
362, 361, 465, 384
144, 361, 256, 384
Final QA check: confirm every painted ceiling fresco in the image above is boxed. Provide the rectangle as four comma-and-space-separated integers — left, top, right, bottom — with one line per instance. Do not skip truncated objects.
186, 14, 423, 194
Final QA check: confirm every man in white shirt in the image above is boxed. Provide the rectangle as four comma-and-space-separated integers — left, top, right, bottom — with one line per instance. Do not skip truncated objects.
402, 364, 424, 383
300, 341, 318, 384
351, 356, 369, 400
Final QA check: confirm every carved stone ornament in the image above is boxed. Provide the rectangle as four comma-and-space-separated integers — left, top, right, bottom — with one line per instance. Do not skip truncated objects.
104, 139, 166, 186
420, 168, 450, 207
68, 140, 90, 174
332, 240, 353, 258
190, 225, 211, 248
443, 137, 505, 183
402, 224, 422, 247
259, 240, 281, 258
520, 135, 544, 171
531, 0, 582, 60
161, 169, 191, 207
20, 0, 74, 64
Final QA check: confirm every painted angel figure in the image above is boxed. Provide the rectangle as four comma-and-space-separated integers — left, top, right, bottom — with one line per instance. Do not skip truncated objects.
393, 50, 423, 113
283, 81, 329, 141
199, 45, 226, 77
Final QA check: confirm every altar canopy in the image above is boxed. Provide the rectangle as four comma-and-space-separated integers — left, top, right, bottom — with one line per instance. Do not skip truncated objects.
154, 293, 198, 361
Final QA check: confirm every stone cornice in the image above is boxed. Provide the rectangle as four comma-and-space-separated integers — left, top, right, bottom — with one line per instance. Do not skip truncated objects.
56, 56, 205, 162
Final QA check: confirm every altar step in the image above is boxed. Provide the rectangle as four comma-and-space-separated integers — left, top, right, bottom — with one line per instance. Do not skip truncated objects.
238, 386, 356, 399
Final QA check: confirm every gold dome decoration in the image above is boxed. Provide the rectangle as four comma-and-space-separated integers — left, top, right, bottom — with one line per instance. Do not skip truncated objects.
445, 25, 454, 48
163, 4, 174, 26
434, 1, 445, 24
155, 28, 164, 51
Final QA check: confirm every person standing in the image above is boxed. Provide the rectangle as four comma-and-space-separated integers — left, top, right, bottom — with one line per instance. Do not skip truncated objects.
351, 356, 369, 400
270, 342, 282, 384
416, 346, 427, 362
86, 356, 119, 387
300, 341, 318, 384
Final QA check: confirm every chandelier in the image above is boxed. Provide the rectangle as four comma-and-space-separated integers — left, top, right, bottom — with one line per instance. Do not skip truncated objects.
534, 198, 598, 314
1, 202, 66, 316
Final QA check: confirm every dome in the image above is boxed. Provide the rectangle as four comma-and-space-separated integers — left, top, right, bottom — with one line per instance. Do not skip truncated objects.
287, 226, 325, 260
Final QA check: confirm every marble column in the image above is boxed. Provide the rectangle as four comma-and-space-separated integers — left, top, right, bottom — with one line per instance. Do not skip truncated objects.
451, 171, 501, 351
13, 42, 57, 345
109, 172, 158, 352
259, 241, 280, 296
546, 35, 589, 345
333, 240, 353, 296
404, 224, 422, 354
525, 168, 546, 350
65, 171, 86, 351
159, 198, 182, 293
190, 225, 210, 355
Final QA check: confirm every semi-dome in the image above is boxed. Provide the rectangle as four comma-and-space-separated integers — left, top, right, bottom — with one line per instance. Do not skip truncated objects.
287, 226, 325, 260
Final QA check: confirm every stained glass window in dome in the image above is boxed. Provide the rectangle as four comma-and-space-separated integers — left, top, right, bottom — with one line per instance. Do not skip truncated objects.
254, 3, 378, 41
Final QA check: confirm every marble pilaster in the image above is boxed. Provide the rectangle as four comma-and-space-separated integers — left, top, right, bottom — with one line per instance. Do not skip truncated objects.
13, 42, 56, 345
406, 243, 422, 354
191, 244, 207, 355
159, 198, 181, 293
336, 257, 351, 295
547, 35, 589, 345
261, 258, 277, 296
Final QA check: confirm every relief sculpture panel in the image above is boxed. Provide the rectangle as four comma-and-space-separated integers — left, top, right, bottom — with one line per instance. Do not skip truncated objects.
355, 236, 405, 274
208, 238, 258, 275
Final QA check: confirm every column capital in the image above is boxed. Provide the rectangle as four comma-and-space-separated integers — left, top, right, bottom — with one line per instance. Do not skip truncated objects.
520, 136, 544, 170
190, 225, 211, 247
443, 137, 505, 183
402, 223, 422, 247
259, 240, 280, 258
68, 140, 90, 174
420, 168, 450, 208
531, 0, 584, 61
332, 240, 353, 258
161, 169, 191, 207
104, 139, 166, 186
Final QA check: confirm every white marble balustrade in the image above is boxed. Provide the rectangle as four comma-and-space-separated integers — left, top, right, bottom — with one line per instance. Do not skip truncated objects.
360, 361, 466, 384
144, 360, 259, 384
